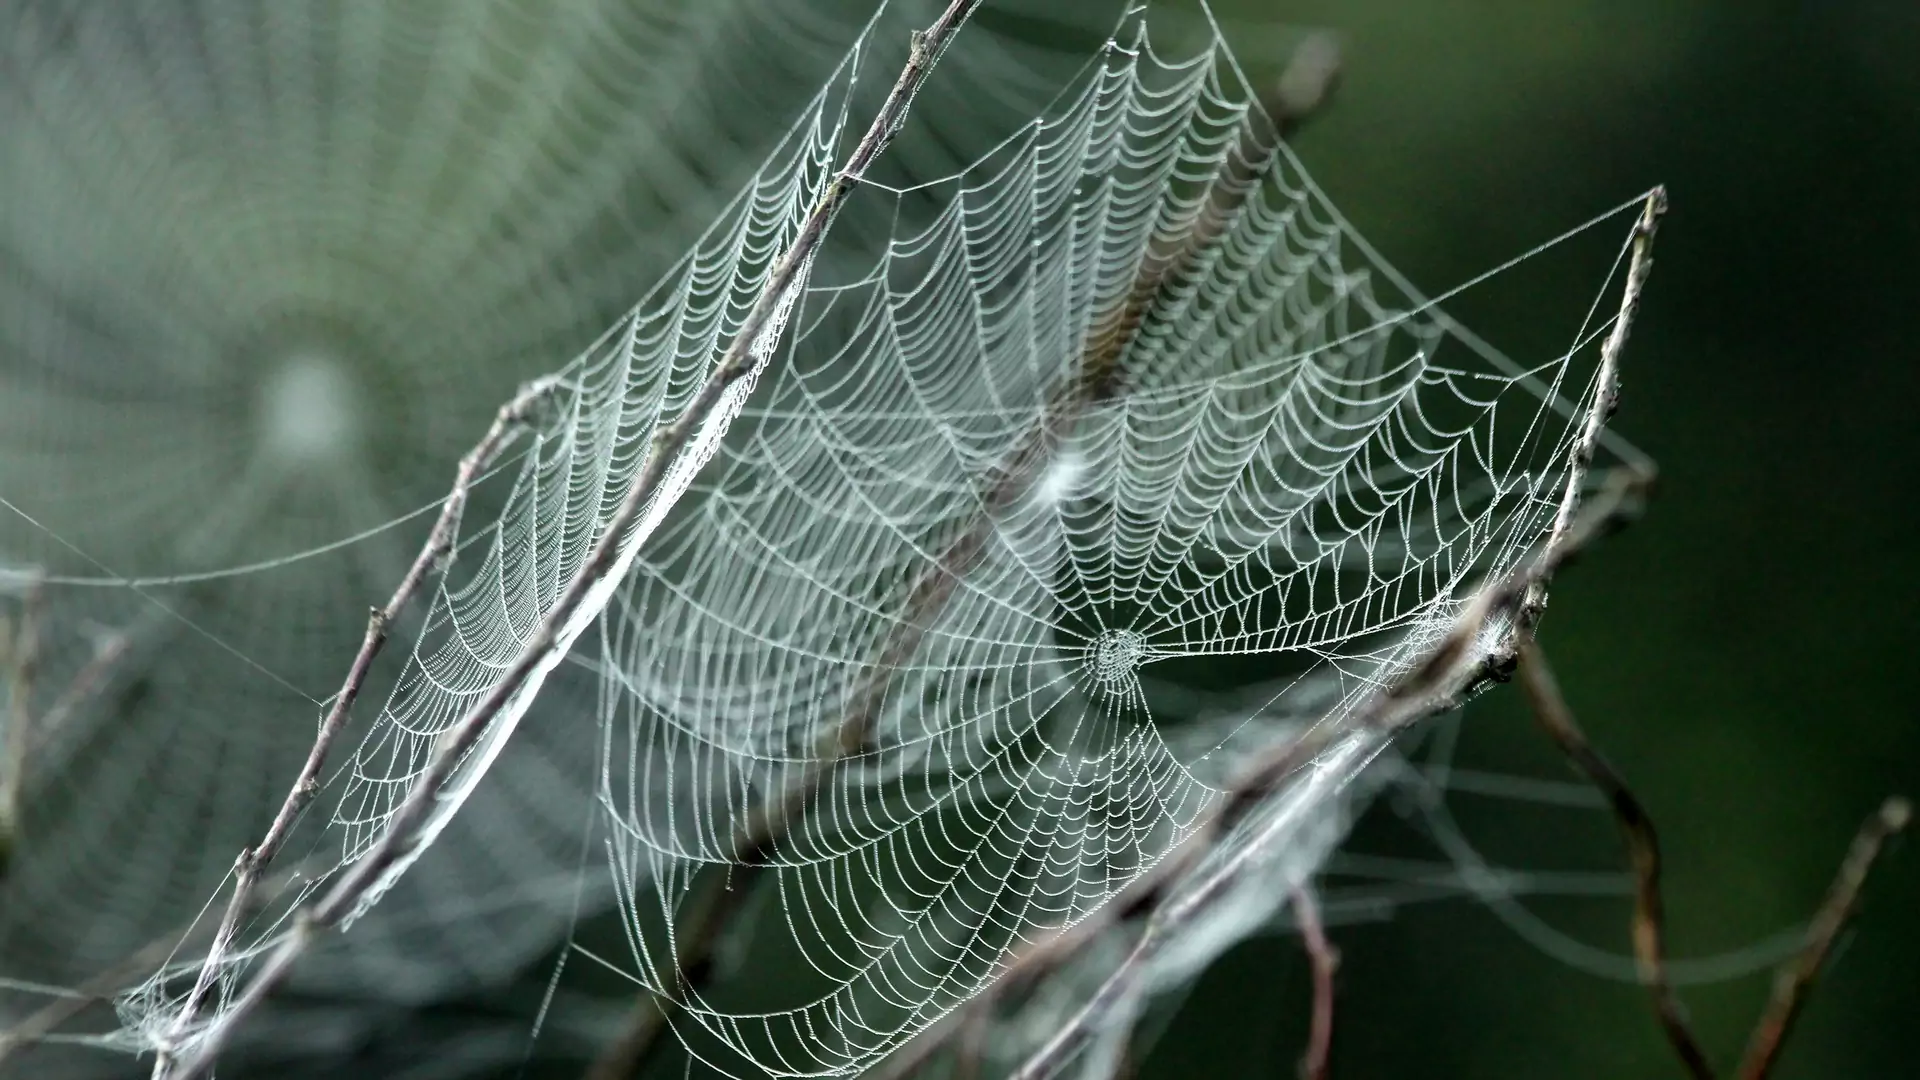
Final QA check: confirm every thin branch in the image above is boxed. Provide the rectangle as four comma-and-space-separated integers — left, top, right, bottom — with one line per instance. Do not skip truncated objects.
1513, 187, 1666, 645
0, 577, 43, 873
1735, 796, 1911, 1080
589, 40, 1349, 1080
27, 627, 130, 740
582, 870, 735, 1080
1291, 886, 1337, 1080
1520, 644, 1911, 1080
152, 374, 561, 1077
953, 992, 995, 1080
1516, 642, 1714, 1080
162, 6, 985, 1079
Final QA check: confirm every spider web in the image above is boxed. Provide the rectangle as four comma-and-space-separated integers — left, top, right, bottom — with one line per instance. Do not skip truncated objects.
583, 6, 1648, 1077
0, 1, 1653, 1073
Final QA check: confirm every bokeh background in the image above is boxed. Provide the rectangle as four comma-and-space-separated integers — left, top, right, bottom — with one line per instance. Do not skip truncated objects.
3, 1, 1915, 1078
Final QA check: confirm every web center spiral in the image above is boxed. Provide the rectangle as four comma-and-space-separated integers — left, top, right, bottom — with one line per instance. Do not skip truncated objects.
1087, 629, 1148, 696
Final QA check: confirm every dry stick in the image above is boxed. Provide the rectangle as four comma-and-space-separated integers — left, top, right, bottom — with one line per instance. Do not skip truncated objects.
150, 374, 562, 1078
983, 187, 1669, 1080
26, 628, 130, 741
1513, 188, 1666, 648
952, 990, 996, 1080
162, 6, 985, 1080
1519, 643, 1913, 1080
0, 579, 43, 873
1290, 887, 1337, 1080
583, 863, 737, 1080
1, 591, 130, 878
1734, 796, 1910, 1080
1516, 642, 1714, 1080
584, 40, 1349, 1080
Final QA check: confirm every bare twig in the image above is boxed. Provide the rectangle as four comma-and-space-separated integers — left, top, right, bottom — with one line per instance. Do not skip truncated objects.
590, 40, 1349, 1080
582, 869, 735, 1080
1520, 644, 1910, 1080
0, 581, 124, 880
151, 375, 561, 1077
27, 628, 130, 740
1291, 886, 1337, 1080
953, 993, 995, 1080
162, 7, 985, 1079
1512, 188, 1666, 646
1735, 797, 1910, 1080
1517, 642, 1714, 1079
1, 578, 43, 871
582, 992, 666, 1080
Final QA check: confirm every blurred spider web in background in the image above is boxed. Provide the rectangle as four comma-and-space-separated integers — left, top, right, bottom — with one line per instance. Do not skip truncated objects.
0, 1, 1655, 1076
0, 1, 1073, 1072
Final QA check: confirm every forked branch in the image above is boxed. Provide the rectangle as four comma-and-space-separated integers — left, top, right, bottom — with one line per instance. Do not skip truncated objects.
160, 5, 985, 1079
1517, 641, 1910, 1080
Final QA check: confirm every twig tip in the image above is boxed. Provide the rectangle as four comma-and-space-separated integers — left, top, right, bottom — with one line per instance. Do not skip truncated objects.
1879, 796, 1912, 833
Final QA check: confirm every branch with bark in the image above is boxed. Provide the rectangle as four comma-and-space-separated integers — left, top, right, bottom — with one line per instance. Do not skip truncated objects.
1291, 886, 1338, 1080
1518, 642, 1910, 1080
2, 578, 130, 878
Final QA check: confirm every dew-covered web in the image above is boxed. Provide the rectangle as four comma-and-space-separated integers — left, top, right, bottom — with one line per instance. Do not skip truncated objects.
0, 0, 1657, 1074
584, 6, 1647, 1078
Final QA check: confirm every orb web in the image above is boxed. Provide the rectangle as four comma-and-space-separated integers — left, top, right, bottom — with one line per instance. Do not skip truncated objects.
1087, 629, 1148, 696
583, 4, 1649, 1076
0, 0, 1655, 1074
